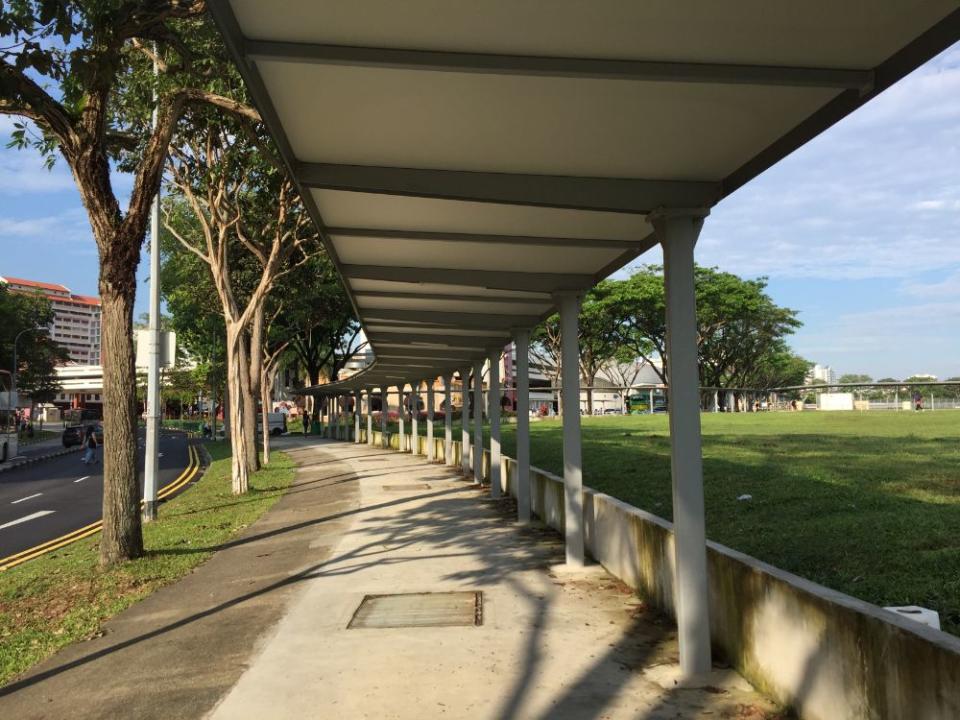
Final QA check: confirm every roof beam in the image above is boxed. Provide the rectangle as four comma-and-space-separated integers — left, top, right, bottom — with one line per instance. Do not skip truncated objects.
245, 40, 874, 92
328, 227, 650, 249
371, 334, 509, 347
364, 308, 541, 329
342, 264, 594, 292
299, 163, 718, 214
355, 290, 552, 306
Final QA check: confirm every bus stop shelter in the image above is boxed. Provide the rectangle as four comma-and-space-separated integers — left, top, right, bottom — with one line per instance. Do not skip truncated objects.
209, 0, 960, 679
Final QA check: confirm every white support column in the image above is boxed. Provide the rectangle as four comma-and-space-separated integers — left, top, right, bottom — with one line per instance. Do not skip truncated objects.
411, 382, 419, 455
460, 367, 471, 475
379, 386, 387, 448
557, 292, 585, 567
334, 396, 340, 439
427, 381, 436, 461
472, 360, 484, 484
354, 391, 361, 443
444, 375, 453, 465
514, 329, 531, 523
656, 210, 712, 679
397, 385, 406, 452
366, 390, 374, 446
488, 348, 502, 498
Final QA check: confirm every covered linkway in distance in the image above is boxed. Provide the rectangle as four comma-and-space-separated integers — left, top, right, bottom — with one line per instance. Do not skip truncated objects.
209, 0, 960, 680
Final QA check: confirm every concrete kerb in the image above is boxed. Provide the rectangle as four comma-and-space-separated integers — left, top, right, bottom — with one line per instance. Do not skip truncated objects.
318, 431, 960, 720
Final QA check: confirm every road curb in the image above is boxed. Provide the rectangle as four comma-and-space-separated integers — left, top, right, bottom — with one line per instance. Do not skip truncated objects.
0, 445, 83, 475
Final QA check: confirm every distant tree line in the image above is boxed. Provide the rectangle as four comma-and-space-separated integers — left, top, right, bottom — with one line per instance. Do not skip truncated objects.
532, 265, 809, 410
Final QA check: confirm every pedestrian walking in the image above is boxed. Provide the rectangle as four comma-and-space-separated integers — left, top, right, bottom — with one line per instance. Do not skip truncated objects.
81, 425, 98, 464
302, 410, 311, 436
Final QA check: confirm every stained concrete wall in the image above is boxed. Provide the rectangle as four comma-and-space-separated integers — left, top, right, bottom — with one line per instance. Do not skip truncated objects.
326, 431, 960, 719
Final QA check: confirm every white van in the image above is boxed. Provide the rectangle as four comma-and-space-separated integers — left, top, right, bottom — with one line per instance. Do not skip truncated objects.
256, 412, 287, 436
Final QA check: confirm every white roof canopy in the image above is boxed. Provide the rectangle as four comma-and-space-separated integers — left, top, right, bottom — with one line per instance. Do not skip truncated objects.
209, 1, 960, 394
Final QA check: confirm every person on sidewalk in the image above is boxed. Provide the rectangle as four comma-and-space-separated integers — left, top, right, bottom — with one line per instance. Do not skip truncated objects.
81, 425, 98, 464
302, 410, 311, 436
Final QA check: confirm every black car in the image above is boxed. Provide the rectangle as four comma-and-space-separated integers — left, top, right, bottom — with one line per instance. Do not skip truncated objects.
62, 423, 104, 447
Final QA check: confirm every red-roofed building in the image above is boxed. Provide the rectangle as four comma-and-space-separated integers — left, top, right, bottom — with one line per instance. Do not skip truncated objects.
1, 275, 102, 365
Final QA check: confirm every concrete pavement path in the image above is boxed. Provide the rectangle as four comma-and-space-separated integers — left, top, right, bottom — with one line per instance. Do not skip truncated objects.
1, 437, 779, 719
209, 441, 779, 720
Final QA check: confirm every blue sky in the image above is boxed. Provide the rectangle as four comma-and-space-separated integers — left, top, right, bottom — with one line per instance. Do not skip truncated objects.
1, 44, 959, 380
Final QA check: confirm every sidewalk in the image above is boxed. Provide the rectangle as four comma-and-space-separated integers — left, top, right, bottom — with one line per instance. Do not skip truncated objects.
209, 440, 778, 720
0, 437, 779, 719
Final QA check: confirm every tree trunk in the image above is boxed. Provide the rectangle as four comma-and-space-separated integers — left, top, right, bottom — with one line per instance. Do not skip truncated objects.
260, 366, 273, 465
226, 329, 250, 495
238, 333, 259, 473
98, 283, 143, 565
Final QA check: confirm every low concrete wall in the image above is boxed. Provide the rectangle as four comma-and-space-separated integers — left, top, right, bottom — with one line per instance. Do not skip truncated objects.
325, 430, 960, 718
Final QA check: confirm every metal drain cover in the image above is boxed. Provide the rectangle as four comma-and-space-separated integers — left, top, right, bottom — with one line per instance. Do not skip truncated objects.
349, 591, 482, 629
382, 483, 431, 491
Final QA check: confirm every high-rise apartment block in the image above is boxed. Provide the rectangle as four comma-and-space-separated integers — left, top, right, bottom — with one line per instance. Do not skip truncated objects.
1, 276, 102, 365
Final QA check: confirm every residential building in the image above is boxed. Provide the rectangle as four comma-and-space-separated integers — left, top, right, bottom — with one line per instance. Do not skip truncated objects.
808, 364, 836, 385
0, 276, 102, 365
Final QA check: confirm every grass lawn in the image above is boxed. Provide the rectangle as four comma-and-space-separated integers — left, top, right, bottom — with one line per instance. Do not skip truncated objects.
0, 442, 295, 686
478, 411, 960, 635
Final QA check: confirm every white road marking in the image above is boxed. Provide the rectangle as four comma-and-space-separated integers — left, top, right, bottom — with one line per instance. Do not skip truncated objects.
11, 493, 43, 504
158, 453, 164, 458
74, 475, 90, 483
0, 510, 55, 530
10, 455, 26, 461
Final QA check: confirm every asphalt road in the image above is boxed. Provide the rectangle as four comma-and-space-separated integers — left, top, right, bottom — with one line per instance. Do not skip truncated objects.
0, 429, 193, 560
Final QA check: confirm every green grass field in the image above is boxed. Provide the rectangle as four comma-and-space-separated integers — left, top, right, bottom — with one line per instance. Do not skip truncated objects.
0, 442, 295, 686
481, 411, 960, 635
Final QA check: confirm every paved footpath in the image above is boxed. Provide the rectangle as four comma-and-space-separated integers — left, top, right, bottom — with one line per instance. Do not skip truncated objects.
0, 437, 778, 719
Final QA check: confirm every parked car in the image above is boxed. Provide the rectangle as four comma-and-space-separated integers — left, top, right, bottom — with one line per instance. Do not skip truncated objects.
62, 423, 103, 447
603, 408, 623, 415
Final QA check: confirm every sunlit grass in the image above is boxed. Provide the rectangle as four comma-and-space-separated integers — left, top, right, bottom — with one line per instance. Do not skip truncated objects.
488, 411, 960, 635
0, 442, 294, 686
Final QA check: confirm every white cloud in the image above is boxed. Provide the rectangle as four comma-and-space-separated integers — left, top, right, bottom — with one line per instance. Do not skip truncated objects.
0, 207, 93, 248
0, 148, 76, 194
700, 43, 960, 282
900, 269, 960, 299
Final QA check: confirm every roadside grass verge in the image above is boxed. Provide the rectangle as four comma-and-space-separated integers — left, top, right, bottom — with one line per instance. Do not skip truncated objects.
487, 412, 960, 635
0, 441, 294, 686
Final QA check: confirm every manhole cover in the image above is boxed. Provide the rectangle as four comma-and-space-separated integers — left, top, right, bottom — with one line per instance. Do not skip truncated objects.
348, 591, 482, 629
382, 483, 431, 491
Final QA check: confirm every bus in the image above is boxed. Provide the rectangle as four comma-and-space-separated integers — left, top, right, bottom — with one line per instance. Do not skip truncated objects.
0, 370, 19, 464
626, 389, 668, 415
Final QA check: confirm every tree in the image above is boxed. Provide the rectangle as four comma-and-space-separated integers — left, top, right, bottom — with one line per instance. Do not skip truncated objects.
838, 373, 873, 385
603, 268, 668, 383
603, 266, 803, 402
0, 2, 260, 565
576, 281, 621, 413
163, 121, 320, 493
531, 283, 621, 414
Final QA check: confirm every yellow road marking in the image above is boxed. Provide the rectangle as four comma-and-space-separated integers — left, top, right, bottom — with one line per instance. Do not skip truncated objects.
0, 443, 202, 571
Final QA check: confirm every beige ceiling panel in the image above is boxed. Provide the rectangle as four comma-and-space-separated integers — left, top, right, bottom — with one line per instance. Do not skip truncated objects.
331, 234, 623, 273
314, 191, 649, 240
259, 60, 837, 179
365, 325, 509, 337
357, 296, 553, 315
348, 278, 551, 300
233, 0, 955, 69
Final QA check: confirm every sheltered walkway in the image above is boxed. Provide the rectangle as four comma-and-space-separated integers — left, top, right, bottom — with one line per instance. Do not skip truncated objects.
209, 0, 960, 682
210, 437, 778, 719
